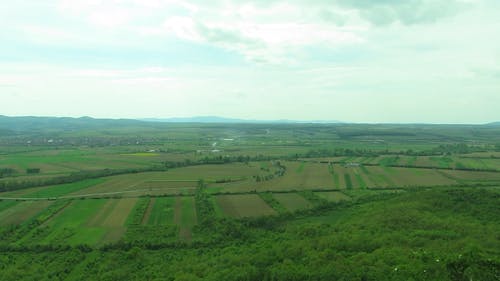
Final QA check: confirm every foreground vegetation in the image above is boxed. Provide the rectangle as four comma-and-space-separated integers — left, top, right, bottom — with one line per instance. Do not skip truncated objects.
0, 188, 498, 280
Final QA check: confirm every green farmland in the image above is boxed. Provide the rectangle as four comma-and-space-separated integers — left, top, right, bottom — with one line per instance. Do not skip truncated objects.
0, 119, 499, 280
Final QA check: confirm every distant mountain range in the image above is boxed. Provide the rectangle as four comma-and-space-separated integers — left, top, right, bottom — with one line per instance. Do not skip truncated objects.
0, 115, 344, 134
139, 116, 343, 124
0, 116, 498, 133
0, 115, 144, 133
0, 115, 347, 137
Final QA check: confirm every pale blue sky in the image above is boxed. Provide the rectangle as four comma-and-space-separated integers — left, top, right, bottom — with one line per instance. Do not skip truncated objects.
1, 0, 499, 123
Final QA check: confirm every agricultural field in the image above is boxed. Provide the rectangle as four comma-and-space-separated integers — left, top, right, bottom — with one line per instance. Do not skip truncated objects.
302, 155, 500, 172
439, 169, 500, 183
130, 196, 198, 240
272, 193, 313, 211
177, 197, 197, 240
0, 119, 499, 280
0, 200, 53, 226
209, 161, 473, 192
2, 159, 500, 201
210, 161, 337, 192
372, 166, 456, 187
0, 179, 104, 199
10, 198, 138, 246
144, 197, 175, 225
0, 149, 153, 179
28, 199, 109, 245
215, 194, 277, 218
70, 175, 200, 198
315, 191, 351, 202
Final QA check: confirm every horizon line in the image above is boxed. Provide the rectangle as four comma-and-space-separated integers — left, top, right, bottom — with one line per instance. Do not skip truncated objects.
0, 114, 498, 126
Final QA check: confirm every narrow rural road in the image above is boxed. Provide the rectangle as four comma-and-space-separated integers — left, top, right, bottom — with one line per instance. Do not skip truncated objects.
0, 186, 196, 201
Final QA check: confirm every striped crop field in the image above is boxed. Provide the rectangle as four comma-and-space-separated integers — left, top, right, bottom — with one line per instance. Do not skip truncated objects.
146, 197, 176, 226
315, 191, 351, 202
177, 196, 197, 241
215, 194, 277, 218
272, 193, 313, 212
0, 200, 53, 226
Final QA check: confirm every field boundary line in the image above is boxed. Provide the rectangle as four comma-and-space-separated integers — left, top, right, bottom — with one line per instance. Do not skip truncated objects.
300, 160, 500, 173
141, 197, 155, 225
0, 186, 197, 201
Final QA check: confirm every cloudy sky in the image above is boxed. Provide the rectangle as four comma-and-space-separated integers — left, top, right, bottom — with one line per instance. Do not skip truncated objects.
1, 0, 499, 123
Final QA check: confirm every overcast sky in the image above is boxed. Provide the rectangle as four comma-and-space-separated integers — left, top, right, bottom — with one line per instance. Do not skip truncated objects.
1, 0, 499, 123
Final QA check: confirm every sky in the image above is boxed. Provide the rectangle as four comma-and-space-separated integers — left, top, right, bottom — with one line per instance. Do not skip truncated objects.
1, 0, 499, 123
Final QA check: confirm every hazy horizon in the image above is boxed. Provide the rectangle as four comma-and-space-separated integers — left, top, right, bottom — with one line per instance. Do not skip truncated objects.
1, 114, 498, 125
1, 1, 500, 123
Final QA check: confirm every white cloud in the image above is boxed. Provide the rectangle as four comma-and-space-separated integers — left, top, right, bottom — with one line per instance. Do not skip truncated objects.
52, 0, 367, 64
190, 2, 366, 63
236, 22, 362, 46
1, 1, 499, 122
159, 15, 365, 63
19, 25, 79, 45
163, 16, 202, 41
87, 8, 132, 28
111, 77, 176, 85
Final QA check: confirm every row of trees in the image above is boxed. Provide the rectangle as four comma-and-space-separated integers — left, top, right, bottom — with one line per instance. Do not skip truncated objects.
254, 161, 287, 182
0, 168, 16, 178
0, 166, 167, 192
300, 144, 489, 159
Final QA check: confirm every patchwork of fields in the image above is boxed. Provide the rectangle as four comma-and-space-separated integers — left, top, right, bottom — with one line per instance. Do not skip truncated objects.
0, 188, 353, 245
2, 159, 500, 200
203, 161, 499, 192
273, 193, 313, 212
302, 155, 500, 171
315, 191, 351, 202
15, 198, 139, 245
1, 156, 500, 246
215, 194, 277, 218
